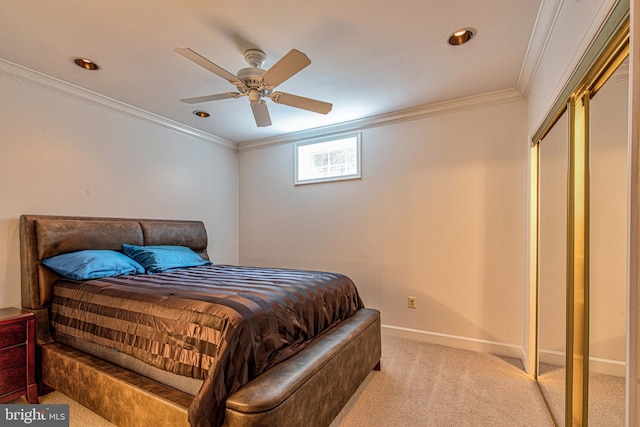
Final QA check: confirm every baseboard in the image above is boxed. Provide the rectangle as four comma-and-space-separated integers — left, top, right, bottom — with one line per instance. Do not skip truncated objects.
538, 349, 565, 368
538, 349, 626, 377
381, 324, 525, 362
590, 356, 626, 377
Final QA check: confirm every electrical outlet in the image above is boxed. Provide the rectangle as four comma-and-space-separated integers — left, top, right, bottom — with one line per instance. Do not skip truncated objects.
408, 296, 417, 309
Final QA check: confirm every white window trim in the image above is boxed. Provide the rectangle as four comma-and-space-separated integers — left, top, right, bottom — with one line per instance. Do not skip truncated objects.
294, 132, 362, 185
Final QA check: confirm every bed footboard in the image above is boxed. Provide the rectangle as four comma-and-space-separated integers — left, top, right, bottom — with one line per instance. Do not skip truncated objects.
224, 308, 381, 427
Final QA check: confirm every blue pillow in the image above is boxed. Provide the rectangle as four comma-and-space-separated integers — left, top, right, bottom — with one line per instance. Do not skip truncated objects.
42, 250, 145, 280
121, 244, 212, 273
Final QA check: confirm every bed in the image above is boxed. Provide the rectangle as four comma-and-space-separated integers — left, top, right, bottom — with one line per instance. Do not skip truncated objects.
19, 214, 381, 427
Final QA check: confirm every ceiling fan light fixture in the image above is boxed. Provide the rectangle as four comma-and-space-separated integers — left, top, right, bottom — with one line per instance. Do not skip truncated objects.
73, 57, 100, 70
192, 110, 210, 118
174, 46, 332, 127
448, 28, 475, 46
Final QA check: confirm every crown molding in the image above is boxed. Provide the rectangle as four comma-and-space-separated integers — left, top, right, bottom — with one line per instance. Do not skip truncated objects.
0, 58, 238, 151
516, 0, 564, 98
238, 88, 525, 152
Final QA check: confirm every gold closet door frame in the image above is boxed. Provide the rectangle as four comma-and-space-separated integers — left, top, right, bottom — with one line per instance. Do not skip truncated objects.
567, 90, 590, 426
532, 8, 629, 426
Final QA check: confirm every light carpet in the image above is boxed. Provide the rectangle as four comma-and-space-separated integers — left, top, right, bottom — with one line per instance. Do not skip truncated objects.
538, 363, 625, 426
331, 333, 553, 427
10, 390, 114, 426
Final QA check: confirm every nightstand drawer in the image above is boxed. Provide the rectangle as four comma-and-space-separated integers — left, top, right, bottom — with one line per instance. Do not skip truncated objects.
0, 344, 26, 370
0, 308, 37, 404
0, 364, 26, 395
0, 322, 26, 349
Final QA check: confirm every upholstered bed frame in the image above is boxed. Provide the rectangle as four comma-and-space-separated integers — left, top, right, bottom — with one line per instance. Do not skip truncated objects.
19, 214, 381, 427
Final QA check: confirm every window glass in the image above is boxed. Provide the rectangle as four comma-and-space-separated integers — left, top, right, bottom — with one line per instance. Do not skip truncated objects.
295, 133, 361, 185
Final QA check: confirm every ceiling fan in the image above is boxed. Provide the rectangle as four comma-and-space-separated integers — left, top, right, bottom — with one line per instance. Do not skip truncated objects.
174, 47, 333, 127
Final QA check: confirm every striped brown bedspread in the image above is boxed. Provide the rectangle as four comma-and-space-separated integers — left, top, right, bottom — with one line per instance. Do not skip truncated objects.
50, 264, 364, 427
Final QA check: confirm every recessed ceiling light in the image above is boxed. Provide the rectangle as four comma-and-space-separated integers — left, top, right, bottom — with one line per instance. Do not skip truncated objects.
73, 57, 100, 70
193, 110, 210, 118
448, 28, 475, 46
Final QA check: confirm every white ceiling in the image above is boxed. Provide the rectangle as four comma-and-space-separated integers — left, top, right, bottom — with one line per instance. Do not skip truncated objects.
0, 0, 543, 144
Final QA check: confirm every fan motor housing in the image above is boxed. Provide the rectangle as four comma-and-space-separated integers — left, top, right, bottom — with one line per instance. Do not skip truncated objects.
238, 67, 265, 88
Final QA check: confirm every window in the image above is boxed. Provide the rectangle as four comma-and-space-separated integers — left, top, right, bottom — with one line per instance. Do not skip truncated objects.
294, 133, 361, 185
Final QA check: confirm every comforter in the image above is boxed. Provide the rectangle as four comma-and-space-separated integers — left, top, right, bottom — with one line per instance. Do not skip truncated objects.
50, 264, 364, 427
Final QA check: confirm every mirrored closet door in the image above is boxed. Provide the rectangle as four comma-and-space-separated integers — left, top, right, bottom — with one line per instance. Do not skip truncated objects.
537, 110, 568, 425
588, 57, 628, 426
532, 3, 629, 425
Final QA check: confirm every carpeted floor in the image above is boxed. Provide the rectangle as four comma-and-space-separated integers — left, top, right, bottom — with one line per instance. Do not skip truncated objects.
11, 332, 555, 426
10, 389, 115, 426
538, 363, 626, 427
331, 333, 554, 427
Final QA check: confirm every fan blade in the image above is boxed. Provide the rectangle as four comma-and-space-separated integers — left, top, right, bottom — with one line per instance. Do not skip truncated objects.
174, 47, 241, 84
271, 92, 332, 114
180, 92, 241, 104
251, 100, 272, 127
261, 49, 311, 88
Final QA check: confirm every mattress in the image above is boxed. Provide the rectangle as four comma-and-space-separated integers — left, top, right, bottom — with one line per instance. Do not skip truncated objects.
50, 264, 364, 427
54, 334, 204, 395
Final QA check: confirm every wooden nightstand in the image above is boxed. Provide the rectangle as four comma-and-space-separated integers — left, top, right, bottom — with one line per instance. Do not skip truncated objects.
0, 307, 38, 404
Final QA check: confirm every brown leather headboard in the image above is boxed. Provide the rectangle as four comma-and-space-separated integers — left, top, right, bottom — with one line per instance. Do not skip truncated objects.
19, 215, 209, 310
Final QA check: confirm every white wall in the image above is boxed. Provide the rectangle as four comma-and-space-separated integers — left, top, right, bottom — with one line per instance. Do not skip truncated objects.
0, 63, 240, 309
239, 99, 527, 354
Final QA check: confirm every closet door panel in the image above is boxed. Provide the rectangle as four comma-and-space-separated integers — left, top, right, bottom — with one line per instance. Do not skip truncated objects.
588, 59, 628, 427
538, 110, 569, 426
